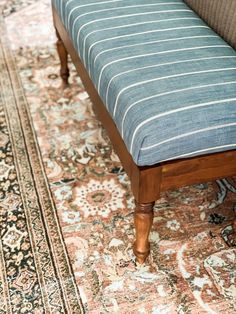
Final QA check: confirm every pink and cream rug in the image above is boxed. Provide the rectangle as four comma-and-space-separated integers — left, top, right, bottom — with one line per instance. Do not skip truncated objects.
1, 0, 236, 312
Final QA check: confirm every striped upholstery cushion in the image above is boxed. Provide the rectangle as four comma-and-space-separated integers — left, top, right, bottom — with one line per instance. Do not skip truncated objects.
53, 0, 236, 166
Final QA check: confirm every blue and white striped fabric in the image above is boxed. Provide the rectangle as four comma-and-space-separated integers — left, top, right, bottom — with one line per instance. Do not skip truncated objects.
53, 0, 236, 166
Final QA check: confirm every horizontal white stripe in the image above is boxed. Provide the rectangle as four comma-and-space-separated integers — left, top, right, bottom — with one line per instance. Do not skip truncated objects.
65, 0, 73, 10
72, 5, 187, 42
129, 81, 236, 153
89, 25, 209, 74
113, 67, 236, 117
155, 144, 236, 163
68, 1, 182, 29
75, 9, 192, 51
140, 123, 236, 151
65, 0, 171, 26
66, 0, 123, 10
98, 45, 227, 95
122, 97, 236, 136
93, 35, 218, 73
97, 31, 219, 92
106, 55, 235, 106
66, 0, 124, 28
83, 17, 199, 61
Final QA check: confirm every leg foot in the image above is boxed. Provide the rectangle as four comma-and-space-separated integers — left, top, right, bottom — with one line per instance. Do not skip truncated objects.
133, 201, 155, 264
55, 29, 69, 87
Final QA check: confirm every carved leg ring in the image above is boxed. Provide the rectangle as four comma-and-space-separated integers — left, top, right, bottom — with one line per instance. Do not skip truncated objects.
133, 201, 155, 264
55, 29, 69, 87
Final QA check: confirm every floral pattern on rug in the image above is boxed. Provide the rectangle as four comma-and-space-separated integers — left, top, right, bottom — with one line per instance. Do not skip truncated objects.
1, 0, 38, 17
4, 0, 236, 310
0, 26, 83, 312
14, 43, 236, 313
73, 178, 126, 218
204, 248, 236, 300
4, 0, 55, 50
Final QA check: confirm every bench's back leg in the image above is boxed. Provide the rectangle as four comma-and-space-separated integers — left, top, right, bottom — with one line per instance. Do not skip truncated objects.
55, 29, 69, 87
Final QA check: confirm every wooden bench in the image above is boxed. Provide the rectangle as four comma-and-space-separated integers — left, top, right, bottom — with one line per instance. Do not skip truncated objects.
52, 0, 236, 264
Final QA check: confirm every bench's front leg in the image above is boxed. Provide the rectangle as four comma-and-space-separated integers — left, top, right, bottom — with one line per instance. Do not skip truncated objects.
133, 201, 155, 264
55, 29, 69, 87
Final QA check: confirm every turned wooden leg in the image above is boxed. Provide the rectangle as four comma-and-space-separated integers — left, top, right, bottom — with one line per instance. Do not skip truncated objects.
133, 201, 155, 264
55, 29, 69, 87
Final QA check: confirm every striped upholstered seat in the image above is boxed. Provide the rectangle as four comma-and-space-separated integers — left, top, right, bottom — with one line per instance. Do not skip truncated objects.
53, 0, 236, 166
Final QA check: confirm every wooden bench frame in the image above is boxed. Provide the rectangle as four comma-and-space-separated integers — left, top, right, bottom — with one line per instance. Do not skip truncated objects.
52, 5, 236, 264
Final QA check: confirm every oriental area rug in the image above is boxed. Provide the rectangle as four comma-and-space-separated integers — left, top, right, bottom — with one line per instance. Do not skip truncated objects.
0, 19, 83, 314
1, 0, 236, 313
